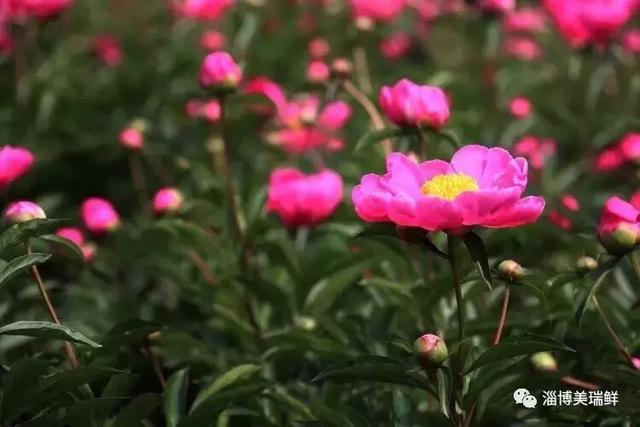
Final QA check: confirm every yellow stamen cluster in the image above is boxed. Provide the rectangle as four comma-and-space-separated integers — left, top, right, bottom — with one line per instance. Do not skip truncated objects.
420, 173, 479, 200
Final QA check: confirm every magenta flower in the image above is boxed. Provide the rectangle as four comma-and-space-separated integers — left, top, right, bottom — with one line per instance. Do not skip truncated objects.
379, 32, 412, 59
306, 60, 330, 83
200, 30, 226, 51
308, 38, 330, 58
352, 145, 545, 234
513, 136, 556, 169
56, 227, 85, 246
508, 97, 532, 119
244, 77, 288, 112
503, 8, 547, 33
597, 196, 640, 255
81, 197, 120, 234
93, 35, 122, 68
594, 146, 625, 173
622, 29, 640, 54
199, 51, 242, 88
172, 0, 234, 21
153, 187, 183, 215
267, 168, 343, 228
0, 26, 12, 55
503, 36, 542, 61
4, 200, 46, 223
16, 0, 73, 20
480, 0, 515, 13
119, 127, 144, 150
619, 133, 640, 162
379, 79, 450, 129
0, 145, 34, 189
349, 0, 406, 23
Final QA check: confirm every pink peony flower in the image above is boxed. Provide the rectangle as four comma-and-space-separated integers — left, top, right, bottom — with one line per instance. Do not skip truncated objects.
307, 60, 330, 83
349, 0, 406, 22
561, 194, 580, 212
153, 187, 183, 215
119, 127, 144, 151
504, 36, 542, 61
631, 191, 640, 210
480, 0, 515, 14
318, 101, 352, 130
513, 136, 556, 169
380, 32, 412, 59
595, 146, 625, 172
503, 8, 547, 33
619, 133, 640, 162
308, 37, 330, 58
81, 197, 120, 234
597, 196, 640, 254
622, 29, 640, 53
93, 35, 122, 67
267, 168, 343, 227
199, 51, 242, 88
56, 227, 85, 246
509, 97, 532, 119
16, 0, 73, 20
411, 0, 441, 21
172, 0, 234, 21
352, 145, 545, 234
0, 145, 34, 189
379, 79, 450, 129
244, 77, 288, 112
4, 200, 46, 223
200, 30, 226, 51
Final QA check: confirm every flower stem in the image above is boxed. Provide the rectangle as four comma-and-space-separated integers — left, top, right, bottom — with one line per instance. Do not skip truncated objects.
447, 235, 464, 341
492, 283, 511, 346
593, 296, 635, 367
28, 245, 79, 368
342, 80, 391, 155
128, 152, 150, 217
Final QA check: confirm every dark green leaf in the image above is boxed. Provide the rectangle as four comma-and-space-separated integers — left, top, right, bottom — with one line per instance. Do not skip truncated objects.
0, 253, 51, 287
165, 368, 190, 427
462, 232, 492, 290
113, 393, 162, 427
303, 260, 371, 315
38, 234, 85, 262
191, 364, 261, 411
0, 219, 68, 252
0, 321, 100, 347
574, 258, 619, 326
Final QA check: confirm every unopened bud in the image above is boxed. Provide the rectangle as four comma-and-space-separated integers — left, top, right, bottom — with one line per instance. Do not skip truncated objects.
530, 352, 558, 373
599, 223, 638, 255
331, 58, 353, 79
576, 256, 598, 274
497, 259, 523, 282
296, 316, 317, 331
413, 334, 448, 369
4, 201, 46, 224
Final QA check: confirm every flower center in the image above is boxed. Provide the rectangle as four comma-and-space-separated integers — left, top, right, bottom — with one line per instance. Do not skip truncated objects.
420, 173, 479, 200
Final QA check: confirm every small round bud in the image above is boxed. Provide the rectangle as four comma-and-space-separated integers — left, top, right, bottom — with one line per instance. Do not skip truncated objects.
153, 188, 184, 215
633, 357, 640, 370
413, 334, 448, 369
497, 259, 524, 282
354, 16, 374, 32
599, 223, 638, 255
530, 352, 558, 373
295, 316, 317, 331
4, 201, 46, 224
576, 256, 598, 274
331, 58, 353, 79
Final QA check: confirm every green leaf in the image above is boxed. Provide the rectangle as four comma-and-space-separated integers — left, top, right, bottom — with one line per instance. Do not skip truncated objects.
0, 219, 68, 252
464, 339, 574, 374
574, 258, 619, 326
462, 232, 492, 290
191, 364, 261, 410
0, 321, 101, 347
311, 355, 433, 392
264, 387, 315, 422
38, 234, 85, 262
436, 368, 450, 418
0, 359, 50, 423
165, 368, 190, 427
0, 253, 51, 287
355, 223, 398, 239
303, 260, 371, 315
427, 128, 461, 149
113, 393, 162, 427
354, 127, 414, 153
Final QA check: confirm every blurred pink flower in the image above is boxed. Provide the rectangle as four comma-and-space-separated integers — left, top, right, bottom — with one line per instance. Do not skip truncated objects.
11, 0, 73, 20
267, 168, 343, 227
509, 97, 532, 119
0, 145, 34, 189
93, 35, 122, 67
308, 37, 330, 58
380, 32, 412, 59
352, 145, 545, 234
411, 0, 441, 21
504, 36, 542, 61
480, 0, 515, 14
349, 0, 406, 22
631, 191, 640, 210
561, 194, 580, 212
633, 357, 640, 370
153, 187, 183, 215
307, 60, 330, 83
598, 196, 640, 254
513, 136, 556, 169
200, 30, 226, 51
4, 200, 45, 223
172, 0, 234, 21
549, 210, 572, 231
81, 197, 120, 234
56, 227, 84, 246
594, 146, 625, 172
622, 29, 640, 53
503, 8, 547, 33
619, 133, 640, 162
379, 79, 450, 129
244, 77, 288, 112
119, 127, 144, 151
199, 51, 242, 88
0, 25, 12, 54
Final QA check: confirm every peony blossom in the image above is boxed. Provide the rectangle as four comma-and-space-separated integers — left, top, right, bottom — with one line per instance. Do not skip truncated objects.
480, 0, 515, 14
622, 29, 640, 54
308, 37, 330, 58
0, 25, 12, 54
509, 97, 532, 119
81, 197, 120, 234
352, 145, 545, 234
561, 194, 580, 212
619, 133, 640, 162
379, 79, 450, 129
631, 191, 640, 210
595, 146, 625, 172
413, 333, 448, 368
200, 30, 226, 51
119, 127, 144, 150
153, 187, 183, 215
597, 196, 640, 255
199, 51, 242, 88
10, 0, 73, 20
503, 8, 547, 33
267, 168, 343, 227
0, 145, 34, 189
379, 32, 412, 59
504, 36, 542, 61
513, 136, 556, 169
411, 0, 441, 21
172, 0, 234, 21
244, 77, 288, 112
56, 227, 95, 262
349, 0, 406, 22
307, 60, 330, 83
4, 200, 46, 223
93, 35, 122, 67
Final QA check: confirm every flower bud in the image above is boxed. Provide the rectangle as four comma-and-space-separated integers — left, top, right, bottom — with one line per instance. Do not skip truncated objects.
576, 256, 598, 274
530, 352, 558, 373
307, 60, 330, 83
295, 316, 317, 331
379, 79, 450, 129
4, 201, 46, 223
199, 51, 243, 89
597, 197, 640, 255
497, 259, 523, 282
633, 357, 640, 370
331, 58, 353, 79
81, 197, 120, 234
119, 127, 144, 150
413, 333, 448, 369
153, 187, 184, 215
81, 242, 97, 263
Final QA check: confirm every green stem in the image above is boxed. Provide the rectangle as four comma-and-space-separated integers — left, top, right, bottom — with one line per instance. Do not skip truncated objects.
593, 296, 635, 367
447, 235, 464, 341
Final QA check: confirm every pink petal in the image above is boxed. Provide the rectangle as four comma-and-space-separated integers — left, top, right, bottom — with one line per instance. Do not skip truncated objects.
387, 194, 419, 227
418, 159, 452, 181
482, 196, 545, 228
380, 153, 424, 199
414, 196, 463, 231
454, 187, 523, 225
